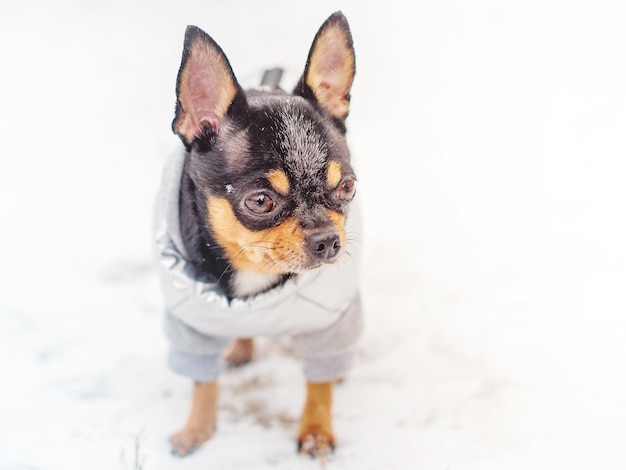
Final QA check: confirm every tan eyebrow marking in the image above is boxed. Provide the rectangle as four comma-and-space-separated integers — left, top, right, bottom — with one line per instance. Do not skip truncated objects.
326, 161, 342, 188
266, 169, 290, 195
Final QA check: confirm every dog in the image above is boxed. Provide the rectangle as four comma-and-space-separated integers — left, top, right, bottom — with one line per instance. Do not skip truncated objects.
154, 11, 363, 458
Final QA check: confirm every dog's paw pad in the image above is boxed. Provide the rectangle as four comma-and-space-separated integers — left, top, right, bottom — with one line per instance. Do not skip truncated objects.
297, 432, 335, 458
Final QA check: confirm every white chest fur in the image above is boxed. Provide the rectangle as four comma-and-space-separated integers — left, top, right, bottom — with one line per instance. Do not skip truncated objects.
231, 270, 280, 298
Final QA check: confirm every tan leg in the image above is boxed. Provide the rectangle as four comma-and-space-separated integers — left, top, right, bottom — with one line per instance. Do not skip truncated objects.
170, 381, 218, 457
225, 338, 255, 367
297, 381, 336, 457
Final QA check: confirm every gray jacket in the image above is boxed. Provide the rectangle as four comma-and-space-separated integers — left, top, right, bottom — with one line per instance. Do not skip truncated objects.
154, 151, 364, 382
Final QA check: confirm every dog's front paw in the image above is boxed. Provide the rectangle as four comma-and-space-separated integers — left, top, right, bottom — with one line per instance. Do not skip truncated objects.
170, 426, 214, 457
297, 381, 335, 458
297, 429, 336, 457
171, 381, 218, 457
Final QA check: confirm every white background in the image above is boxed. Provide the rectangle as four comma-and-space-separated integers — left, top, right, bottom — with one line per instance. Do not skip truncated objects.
1, 0, 625, 468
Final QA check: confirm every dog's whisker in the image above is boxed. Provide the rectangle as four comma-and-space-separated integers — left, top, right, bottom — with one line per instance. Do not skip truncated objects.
259, 252, 290, 272
215, 263, 234, 286
214, 245, 252, 285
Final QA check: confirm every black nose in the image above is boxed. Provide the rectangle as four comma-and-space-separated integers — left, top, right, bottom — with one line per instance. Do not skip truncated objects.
307, 230, 342, 261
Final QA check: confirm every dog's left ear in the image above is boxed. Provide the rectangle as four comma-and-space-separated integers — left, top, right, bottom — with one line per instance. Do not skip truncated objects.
295, 11, 355, 121
172, 25, 241, 146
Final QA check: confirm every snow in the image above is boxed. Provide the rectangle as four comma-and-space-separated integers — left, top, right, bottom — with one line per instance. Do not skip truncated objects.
2, 0, 626, 468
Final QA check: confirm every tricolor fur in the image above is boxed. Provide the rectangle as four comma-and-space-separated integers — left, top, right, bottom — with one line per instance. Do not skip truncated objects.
172, 12, 357, 299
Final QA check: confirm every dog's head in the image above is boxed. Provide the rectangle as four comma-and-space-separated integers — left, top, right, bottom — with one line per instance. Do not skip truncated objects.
172, 12, 356, 281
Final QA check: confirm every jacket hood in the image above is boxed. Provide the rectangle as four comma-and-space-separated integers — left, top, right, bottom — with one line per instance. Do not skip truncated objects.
153, 150, 363, 338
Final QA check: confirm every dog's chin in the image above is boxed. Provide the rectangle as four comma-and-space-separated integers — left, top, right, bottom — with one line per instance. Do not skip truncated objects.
271, 255, 343, 275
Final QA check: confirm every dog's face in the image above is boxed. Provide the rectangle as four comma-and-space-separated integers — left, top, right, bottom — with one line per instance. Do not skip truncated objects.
172, 13, 356, 277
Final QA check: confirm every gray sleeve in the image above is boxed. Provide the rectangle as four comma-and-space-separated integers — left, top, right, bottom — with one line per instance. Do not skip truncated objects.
291, 293, 364, 382
164, 309, 231, 355
164, 310, 231, 382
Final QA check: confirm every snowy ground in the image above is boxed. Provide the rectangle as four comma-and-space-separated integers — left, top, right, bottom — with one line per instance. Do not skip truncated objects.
1, 1, 626, 469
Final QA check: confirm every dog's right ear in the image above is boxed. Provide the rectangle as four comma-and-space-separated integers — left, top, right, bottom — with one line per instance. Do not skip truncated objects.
172, 26, 241, 146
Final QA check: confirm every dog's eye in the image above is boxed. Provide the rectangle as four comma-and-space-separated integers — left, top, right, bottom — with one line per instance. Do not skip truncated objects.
337, 179, 356, 202
244, 193, 276, 214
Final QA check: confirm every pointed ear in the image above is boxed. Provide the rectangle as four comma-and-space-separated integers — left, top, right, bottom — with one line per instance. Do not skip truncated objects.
172, 26, 241, 145
295, 12, 356, 121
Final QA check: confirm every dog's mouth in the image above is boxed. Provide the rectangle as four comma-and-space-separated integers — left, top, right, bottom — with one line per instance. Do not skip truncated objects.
265, 228, 345, 274
228, 225, 346, 275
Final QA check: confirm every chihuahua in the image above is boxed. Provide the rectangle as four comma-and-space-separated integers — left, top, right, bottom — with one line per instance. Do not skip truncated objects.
154, 11, 363, 458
